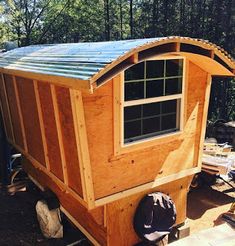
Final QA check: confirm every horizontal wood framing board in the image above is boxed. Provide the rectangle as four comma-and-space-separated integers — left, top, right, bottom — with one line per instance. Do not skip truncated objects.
95, 167, 200, 207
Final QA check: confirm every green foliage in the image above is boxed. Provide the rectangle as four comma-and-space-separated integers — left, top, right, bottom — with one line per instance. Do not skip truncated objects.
0, 0, 234, 121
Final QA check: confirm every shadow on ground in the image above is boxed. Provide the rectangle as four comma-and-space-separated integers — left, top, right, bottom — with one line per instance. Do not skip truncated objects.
187, 185, 235, 220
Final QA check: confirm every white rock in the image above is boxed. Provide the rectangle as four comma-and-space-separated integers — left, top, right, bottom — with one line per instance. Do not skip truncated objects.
36, 200, 63, 238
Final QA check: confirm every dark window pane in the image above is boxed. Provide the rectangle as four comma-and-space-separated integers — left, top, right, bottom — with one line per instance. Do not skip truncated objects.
124, 120, 141, 140
124, 105, 141, 121
146, 60, 164, 78
143, 117, 160, 134
125, 62, 144, 81
162, 100, 177, 114
125, 82, 144, 101
165, 78, 182, 95
166, 59, 183, 77
143, 102, 160, 117
161, 114, 177, 131
146, 79, 164, 98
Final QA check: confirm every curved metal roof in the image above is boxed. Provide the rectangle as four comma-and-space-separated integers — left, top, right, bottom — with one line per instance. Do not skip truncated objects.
0, 36, 234, 91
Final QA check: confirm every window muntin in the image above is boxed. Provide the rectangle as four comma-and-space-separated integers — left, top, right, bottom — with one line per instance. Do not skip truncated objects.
123, 58, 183, 144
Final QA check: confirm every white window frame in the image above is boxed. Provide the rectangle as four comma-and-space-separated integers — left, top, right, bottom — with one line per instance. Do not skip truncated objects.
121, 56, 186, 147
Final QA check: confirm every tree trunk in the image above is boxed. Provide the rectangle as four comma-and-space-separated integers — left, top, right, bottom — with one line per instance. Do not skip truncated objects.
120, 0, 123, 39
129, 0, 133, 38
104, 0, 110, 41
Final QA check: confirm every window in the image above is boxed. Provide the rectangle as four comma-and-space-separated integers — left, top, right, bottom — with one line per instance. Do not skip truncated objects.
123, 58, 184, 144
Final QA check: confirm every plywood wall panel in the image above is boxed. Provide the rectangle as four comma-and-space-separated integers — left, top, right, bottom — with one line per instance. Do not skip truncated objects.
37, 82, 64, 181
0, 74, 14, 141
55, 86, 83, 197
4, 74, 24, 148
83, 62, 208, 199
106, 176, 192, 246
16, 77, 46, 166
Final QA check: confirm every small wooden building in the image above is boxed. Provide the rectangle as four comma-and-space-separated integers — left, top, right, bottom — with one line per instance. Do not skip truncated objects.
0, 37, 234, 245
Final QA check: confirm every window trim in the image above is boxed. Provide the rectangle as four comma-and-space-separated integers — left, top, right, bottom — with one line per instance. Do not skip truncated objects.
113, 55, 187, 155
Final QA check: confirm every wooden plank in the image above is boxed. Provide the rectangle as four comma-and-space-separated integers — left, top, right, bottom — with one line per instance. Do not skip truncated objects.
113, 75, 121, 156
0, 68, 91, 92
36, 81, 64, 179
123, 93, 182, 107
70, 89, 87, 200
60, 207, 101, 246
183, 60, 189, 127
12, 76, 28, 152
95, 167, 199, 207
4, 74, 24, 147
70, 89, 95, 208
106, 176, 192, 246
176, 42, 181, 52
33, 80, 50, 171
15, 76, 46, 166
197, 74, 212, 169
50, 85, 68, 184
55, 86, 83, 197
22, 157, 106, 245
0, 73, 14, 141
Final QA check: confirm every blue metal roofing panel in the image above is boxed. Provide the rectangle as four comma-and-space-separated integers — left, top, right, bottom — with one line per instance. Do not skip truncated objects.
0, 38, 163, 80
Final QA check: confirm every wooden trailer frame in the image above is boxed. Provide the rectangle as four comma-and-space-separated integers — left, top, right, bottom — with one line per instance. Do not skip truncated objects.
0, 36, 234, 245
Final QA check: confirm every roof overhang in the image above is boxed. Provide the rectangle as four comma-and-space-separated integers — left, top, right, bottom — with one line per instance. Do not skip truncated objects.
91, 37, 235, 92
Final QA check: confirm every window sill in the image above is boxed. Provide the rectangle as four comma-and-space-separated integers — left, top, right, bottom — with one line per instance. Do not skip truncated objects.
115, 130, 183, 156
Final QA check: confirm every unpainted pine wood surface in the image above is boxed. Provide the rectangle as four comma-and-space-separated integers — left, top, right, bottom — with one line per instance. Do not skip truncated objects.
106, 176, 192, 246
4, 74, 24, 148
37, 81, 64, 180
83, 62, 208, 199
16, 76, 46, 166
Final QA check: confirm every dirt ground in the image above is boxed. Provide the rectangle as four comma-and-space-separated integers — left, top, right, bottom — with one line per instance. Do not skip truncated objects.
0, 178, 90, 246
0, 174, 234, 246
187, 179, 235, 234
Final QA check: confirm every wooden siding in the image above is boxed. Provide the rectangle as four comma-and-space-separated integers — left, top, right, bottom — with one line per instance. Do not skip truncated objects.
4, 74, 24, 148
83, 61, 208, 199
0, 74, 14, 141
106, 176, 192, 246
0, 73, 84, 203
55, 86, 83, 197
37, 81, 64, 180
16, 76, 46, 166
